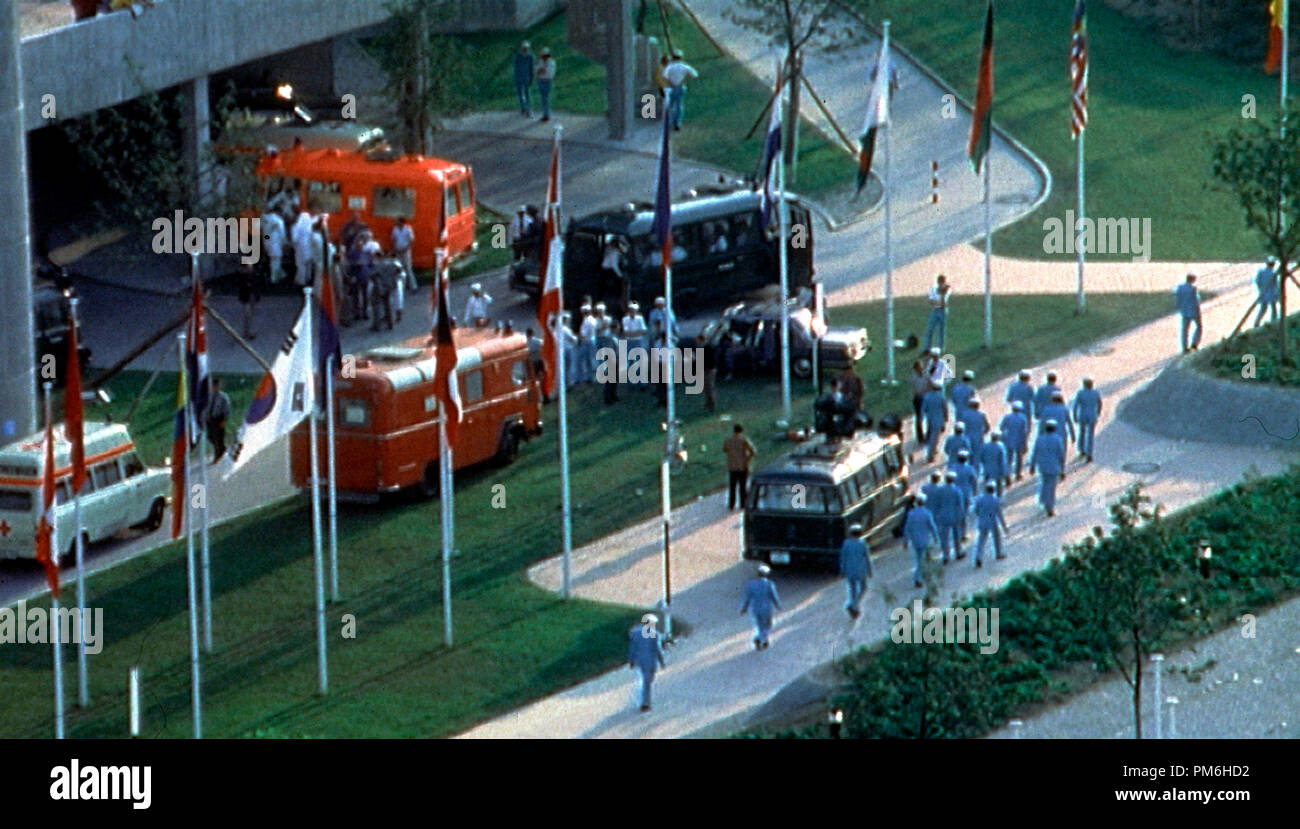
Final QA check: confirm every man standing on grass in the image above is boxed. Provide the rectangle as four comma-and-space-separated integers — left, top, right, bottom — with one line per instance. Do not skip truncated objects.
922, 274, 950, 353
513, 41, 534, 117
723, 424, 756, 510
661, 52, 699, 130
839, 524, 871, 621
535, 47, 557, 122
628, 613, 666, 712
740, 564, 781, 650
1175, 273, 1202, 353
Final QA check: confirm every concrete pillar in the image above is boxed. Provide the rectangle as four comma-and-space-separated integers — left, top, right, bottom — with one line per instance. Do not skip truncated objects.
181, 75, 212, 209
607, 0, 635, 141
0, 0, 36, 439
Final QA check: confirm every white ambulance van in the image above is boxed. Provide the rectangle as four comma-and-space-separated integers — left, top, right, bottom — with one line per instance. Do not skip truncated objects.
0, 422, 170, 563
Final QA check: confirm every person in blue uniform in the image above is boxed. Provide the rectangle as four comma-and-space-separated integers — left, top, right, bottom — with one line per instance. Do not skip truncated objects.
944, 421, 971, 467
1033, 371, 1061, 421
1039, 390, 1075, 457
921, 470, 943, 504
921, 380, 947, 462
973, 482, 1009, 568
950, 370, 977, 412
1006, 369, 1034, 415
1070, 377, 1103, 462
979, 430, 1009, 495
957, 397, 990, 475
999, 400, 1030, 481
949, 449, 979, 541
904, 493, 941, 588
1175, 273, 1202, 353
1029, 419, 1067, 517
740, 564, 782, 650
628, 613, 666, 711
839, 524, 871, 620
932, 470, 965, 563
1255, 257, 1280, 327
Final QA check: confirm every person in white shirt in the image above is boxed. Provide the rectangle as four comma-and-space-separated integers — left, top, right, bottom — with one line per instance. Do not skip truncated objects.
577, 304, 598, 383
648, 296, 677, 343
535, 47, 557, 122
922, 274, 950, 353
291, 210, 315, 287
391, 217, 417, 290
465, 283, 493, 327
508, 206, 534, 261
661, 53, 699, 130
262, 210, 286, 284
622, 301, 648, 353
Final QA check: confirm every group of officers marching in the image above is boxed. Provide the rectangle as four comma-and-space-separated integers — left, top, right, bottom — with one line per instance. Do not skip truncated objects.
554, 296, 681, 405
903, 353, 1104, 587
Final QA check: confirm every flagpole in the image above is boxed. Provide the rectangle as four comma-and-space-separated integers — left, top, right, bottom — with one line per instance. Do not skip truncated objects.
69, 298, 89, 707
327, 354, 339, 603
44, 381, 65, 739
554, 124, 573, 601
438, 253, 455, 647
178, 333, 202, 738
303, 288, 327, 694
192, 253, 212, 653
882, 21, 896, 385
1076, 130, 1085, 314
984, 147, 993, 348
778, 85, 792, 420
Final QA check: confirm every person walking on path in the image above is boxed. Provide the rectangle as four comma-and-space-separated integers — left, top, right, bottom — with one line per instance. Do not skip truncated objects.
1254, 257, 1281, 327
513, 41, 535, 117
910, 360, 930, 446
979, 430, 1009, 496
627, 613, 666, 712
957, 397, 990, 475
262, 208, 286, 285
535, 47, 557, 122
662, 52, 699, 130
950, 369, 976, 412
1033, 371, 1060, 422
207, 378, 231, 464
1038, 390, 1075, 457
972, 482, 1009, 568
943, 421, 971, 469
1070, 377, 1103, 462
904, 493, 941, 588
1175, 273, 1202, 353
740, 564, 781, 650
922, 274, 950, 353
1005, 369, 1034, 414
921, 380, 947, 462
391, 216, 417, 291
999, 400, 1030, 481
235, 261, 260, 339
1029, 419, 1067, 517
839, 524, 872, 620
949, 450, 978, 541
723, 424, 756, 510
932, 470, 965, 563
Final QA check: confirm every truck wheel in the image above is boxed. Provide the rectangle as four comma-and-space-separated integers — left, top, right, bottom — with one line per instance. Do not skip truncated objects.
495, 429, 521, 466
142, 498, 166, 532
417, 463, 440, 499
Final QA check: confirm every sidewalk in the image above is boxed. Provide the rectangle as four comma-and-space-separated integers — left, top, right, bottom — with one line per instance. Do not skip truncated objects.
456, 256, 1297, 739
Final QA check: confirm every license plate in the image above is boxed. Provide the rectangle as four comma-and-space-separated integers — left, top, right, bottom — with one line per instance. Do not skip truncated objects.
770, 552, 791, 564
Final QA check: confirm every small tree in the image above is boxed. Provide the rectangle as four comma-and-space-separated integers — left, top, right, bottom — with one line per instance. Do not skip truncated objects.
1063, 483, 1174, 738
1211, 105, 1300, 365
366, 0, 474, 156
723, 1, 872, 169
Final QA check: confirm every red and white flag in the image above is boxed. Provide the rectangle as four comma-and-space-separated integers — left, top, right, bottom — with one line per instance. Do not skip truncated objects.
65, 316, 85, 496
36, 414, 60, 599
433, 259, 462, 448
536, 131, 563, 398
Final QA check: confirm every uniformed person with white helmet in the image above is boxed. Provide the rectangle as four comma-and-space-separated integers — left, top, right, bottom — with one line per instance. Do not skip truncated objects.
740, 563, 782, 650
839, 524, 872, 620
1029, 419, 1067, 517
904, 492, 941, 588
1005, 369, 1034, 414
949, 449, 979, 541
999, 400, 1030, 481
627, 612, 667, 711
920, 379, 948, 462
465, 282, 493, 327
950, 369, 977, 412
979, 429, 1009, 496
944, 420, 971, 467
932, 470, 966, 563
973, 481, 1010, 568
1070, 377, 1103, 462
1038, 390, 1076, 456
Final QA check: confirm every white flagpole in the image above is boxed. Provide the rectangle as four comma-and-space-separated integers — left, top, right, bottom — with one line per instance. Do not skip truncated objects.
69, 297, 89, 708
44, 381, 65, 739
1076, 130, 1085, 314
984, 148, 993, 347
440, 412, 454, 646
178, 333, 202, 738
327, 354, 339, 603
554, 124, 572, 601
305, 289, 327, 694
882, 21, 896, 385
778, 79, 792, 421
192, 253, 212, 653
662, 142, 676, 640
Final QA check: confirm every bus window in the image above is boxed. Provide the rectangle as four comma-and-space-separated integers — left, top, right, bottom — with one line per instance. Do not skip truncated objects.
732, 213, 758, 248
855, 468, 876, 495
841, 477, 860, 506
93, 461, 122, 490
462, 370, 484, 403
511, 360, 528, 386
754, 483, 827, 512
445, 184, 458, 223
703, 221, 730, 255
340, 398, 371, 428
0, 489, 31, 511
824, 486, 842, 513
373, 186, 416, 219
458, 179, 472, 213
56, 480, 71, 503
307, 180, 342, 213
122, 453, 146, 478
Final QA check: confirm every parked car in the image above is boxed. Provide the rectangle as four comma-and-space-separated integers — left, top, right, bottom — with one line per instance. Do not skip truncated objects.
700, 292, 868, 379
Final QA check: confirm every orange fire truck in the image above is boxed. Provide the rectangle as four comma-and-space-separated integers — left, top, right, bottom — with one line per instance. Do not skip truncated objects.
289, 327, 542, 499
256, 145, 477, 269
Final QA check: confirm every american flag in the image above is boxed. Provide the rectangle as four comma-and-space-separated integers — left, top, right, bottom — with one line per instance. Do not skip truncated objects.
1070, 0, 1088, 139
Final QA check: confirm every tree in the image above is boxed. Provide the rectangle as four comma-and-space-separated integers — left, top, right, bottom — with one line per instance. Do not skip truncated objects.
1062, 484, 1175, 739
1211, 105, 1300, 365
365, 0, 474, 156
723, 1, 872, 170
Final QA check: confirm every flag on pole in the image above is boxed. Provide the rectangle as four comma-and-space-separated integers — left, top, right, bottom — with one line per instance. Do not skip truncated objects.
221, 303, 317, 479
759, 63, 784, 226
1267, 0, 1285, 74
537, 132, 563, 398
857, 33, 892, 192
315, 268, 342, 383
1070, 1, 1089, 138
433, 264, 463, 449
651, 112, 673, 276
170, 365, 188, 539
186, 276, 209, 446
968, 1, 995, 174
65, 319, 85, 495
36, 415, 60, 599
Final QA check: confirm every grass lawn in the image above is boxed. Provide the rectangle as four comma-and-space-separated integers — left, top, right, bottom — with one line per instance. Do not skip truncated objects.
865, 0, 1275, 262
0, 292, 1173, 738
1191, 310, 1300, 387
458, 7, 851, 201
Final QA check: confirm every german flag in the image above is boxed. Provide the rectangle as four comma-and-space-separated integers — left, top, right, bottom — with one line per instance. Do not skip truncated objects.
968, 1, 994, 174
1266, 0, 1285, 74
